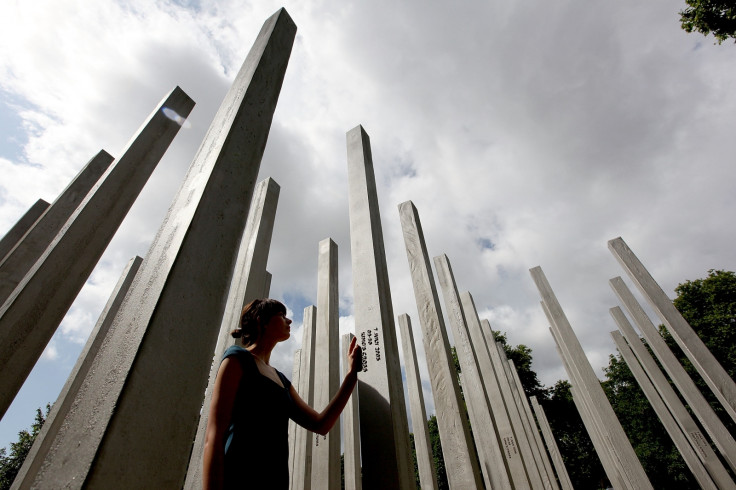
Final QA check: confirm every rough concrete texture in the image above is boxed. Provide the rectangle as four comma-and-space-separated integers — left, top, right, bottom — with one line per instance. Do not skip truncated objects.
460, 291, 531, 489
311, 238, 341, 489
481, 322, 545, 490
398, 201, 481, 489
292, 305, 317, 490
610, 276, 736, 473
11, 256, 142, 490
434, 254, 512, 490
546, 325, 627, 489
0, 88, 193, 421
504, 353, 558, 490
398, 314, 439, 490
342, 333, 362, 490
610, 330, 719, 490
346, 125, 415, 490
610, 237, 736, 425
0, 150, 115, 305
0, 199, 49, 263
28, 10, 296, 489
530, 396, 575, 490
183, 177, 280, 489
532, 267, 652, 490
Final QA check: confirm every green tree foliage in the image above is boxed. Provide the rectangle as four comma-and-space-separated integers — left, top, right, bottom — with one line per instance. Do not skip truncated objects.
679, 0, 736, 44
0, 404, 49, 490
426, 415, 449, 490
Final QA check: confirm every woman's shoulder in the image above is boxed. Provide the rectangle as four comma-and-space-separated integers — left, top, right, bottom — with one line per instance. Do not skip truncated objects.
222, 345, 255, 367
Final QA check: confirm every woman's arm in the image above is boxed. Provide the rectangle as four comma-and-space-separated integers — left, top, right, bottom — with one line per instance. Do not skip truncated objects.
290, 336, 362, 435
203, 358, 242, 490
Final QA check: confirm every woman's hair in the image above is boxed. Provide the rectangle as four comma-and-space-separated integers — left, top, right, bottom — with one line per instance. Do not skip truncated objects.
231, 298, 287, 347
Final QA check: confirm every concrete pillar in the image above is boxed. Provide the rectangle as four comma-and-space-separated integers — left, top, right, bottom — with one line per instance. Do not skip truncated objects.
609, 237, 736, 424
434, 254, 512, 490
610, 276, 736, 473
28, 10, 296, 489
530, 396, 574, 490
531, 266, 652, 490
292, 305, 317, 490
342, 333, 362, 490
479, 322, 545, 490
460, 291, 531, 489
545, 324, 626, 490
312, 238, 340, 489
397, 201, 481, 489
11, 256, 142, 490
0, 87, 193, 420
503, 353, 559, 490
183, 177, 280, 489
0, 150, 115, 305
398, 314, 439, 490
346, 125, 415, 490
263, 271, 272, 297
610, 330, 719, 489
289, 349, 302, 484
0, 199, 49, 262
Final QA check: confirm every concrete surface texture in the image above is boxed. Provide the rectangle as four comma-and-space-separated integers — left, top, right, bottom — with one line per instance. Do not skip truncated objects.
398, 200, 482, 489
26, 9, 296, 488
434, 253, 512, 490
0, 199, 49, 263
311, 238, 341, 489
346, 124, 415, 489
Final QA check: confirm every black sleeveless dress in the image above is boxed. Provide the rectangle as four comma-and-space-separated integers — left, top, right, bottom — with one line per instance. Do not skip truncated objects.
222, 346, 295, 489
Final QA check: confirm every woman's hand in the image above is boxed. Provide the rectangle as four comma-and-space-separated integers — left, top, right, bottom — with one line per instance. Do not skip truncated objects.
347, 336, 362, 376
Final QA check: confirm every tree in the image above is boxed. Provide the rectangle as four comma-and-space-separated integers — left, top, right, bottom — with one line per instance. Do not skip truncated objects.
0, 404, 49, 490
679, 0, 736, 44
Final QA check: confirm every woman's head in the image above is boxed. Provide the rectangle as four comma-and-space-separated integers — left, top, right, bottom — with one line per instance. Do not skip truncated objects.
231, 298, 288, 347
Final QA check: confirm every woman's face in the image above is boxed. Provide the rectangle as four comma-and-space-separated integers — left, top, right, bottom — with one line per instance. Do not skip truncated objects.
264, 311, 292, 342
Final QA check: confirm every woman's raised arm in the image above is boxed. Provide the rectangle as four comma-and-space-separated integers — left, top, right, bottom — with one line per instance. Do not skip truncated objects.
289, 336, 362, 435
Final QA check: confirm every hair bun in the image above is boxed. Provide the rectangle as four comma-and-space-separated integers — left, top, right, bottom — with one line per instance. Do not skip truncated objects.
230, 328, 243, 339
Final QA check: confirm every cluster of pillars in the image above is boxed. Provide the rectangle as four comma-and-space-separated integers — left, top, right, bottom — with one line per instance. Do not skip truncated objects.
2, 6, 735, 490
532, 237, 736, 490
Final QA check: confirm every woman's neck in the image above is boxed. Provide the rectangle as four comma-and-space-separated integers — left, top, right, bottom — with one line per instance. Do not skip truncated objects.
246, 343, 274, 365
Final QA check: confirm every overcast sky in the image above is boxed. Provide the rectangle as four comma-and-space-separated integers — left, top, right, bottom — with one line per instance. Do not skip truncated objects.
1, 0, 735, 450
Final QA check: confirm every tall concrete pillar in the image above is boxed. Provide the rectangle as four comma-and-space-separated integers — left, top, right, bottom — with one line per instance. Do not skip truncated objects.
610, 330, 719, 490
610, 276, 736, 473
480, 322, 545, 489
397, 201, 481, 489
609, 237, 736, 424
183, 177, 280, 489
531, 266, 652, 489
0, 88, 193, 420
346, 125, 414, 490
434, 254, 512, 490
0, 150, 115, 305
312, 238, 341, 489
398, 314, 439, 490
289, 348, 302, 484
0, 199, 49, 262
530, 396, 574, 490
28, 10, 296, 488
460, 291, 531, 489
11, 256, 142, 490
503, 353, 559, 490
545, 324, 626, 489
292, 305, 317, 490
263, 271, 272, 298
342, 333, 362, 490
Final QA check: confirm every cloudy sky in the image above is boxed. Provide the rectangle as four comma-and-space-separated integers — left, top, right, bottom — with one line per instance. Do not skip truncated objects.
1, 0, 735, 450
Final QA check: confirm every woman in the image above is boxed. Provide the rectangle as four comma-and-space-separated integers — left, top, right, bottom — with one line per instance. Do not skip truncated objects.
203, 298, 362, 489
